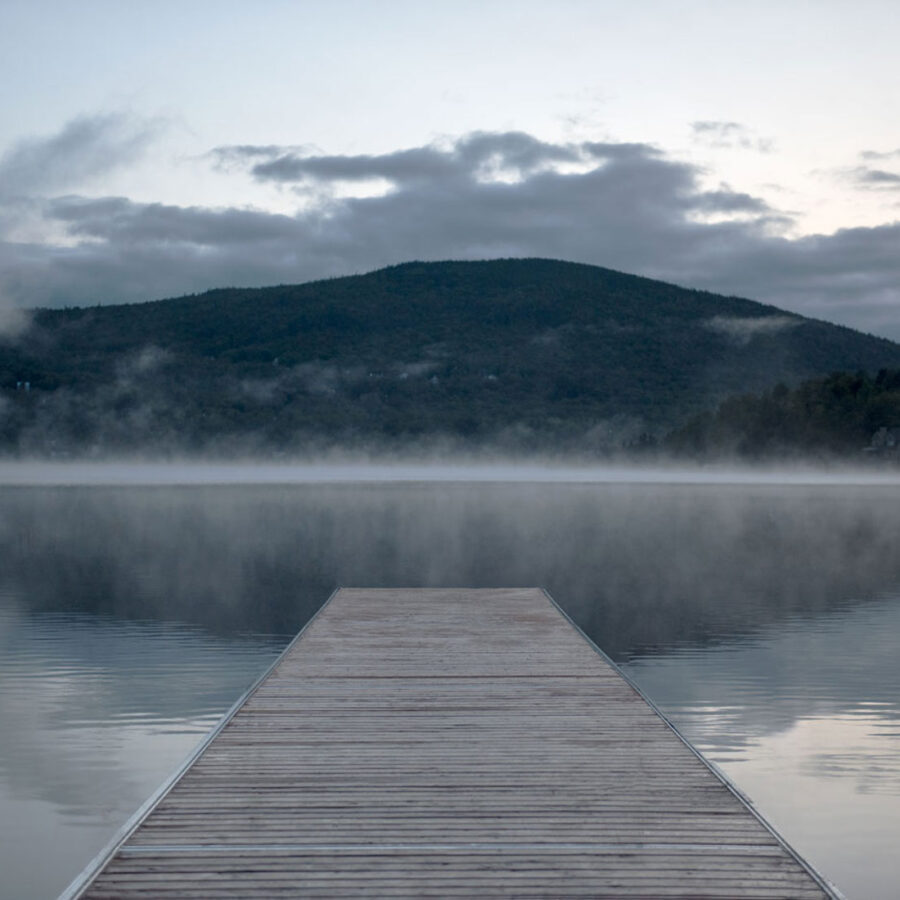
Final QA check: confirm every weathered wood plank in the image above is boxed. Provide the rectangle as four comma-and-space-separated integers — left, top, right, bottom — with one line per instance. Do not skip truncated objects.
71, 588, 836, 898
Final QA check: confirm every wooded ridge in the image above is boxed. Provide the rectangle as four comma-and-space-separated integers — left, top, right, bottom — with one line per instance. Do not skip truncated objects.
3, 258, 900, 457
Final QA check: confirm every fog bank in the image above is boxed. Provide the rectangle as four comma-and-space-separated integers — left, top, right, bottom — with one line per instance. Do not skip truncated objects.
2, 460, 900, 487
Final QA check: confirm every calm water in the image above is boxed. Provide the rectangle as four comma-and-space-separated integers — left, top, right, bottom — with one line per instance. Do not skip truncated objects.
1, 471, 899, 898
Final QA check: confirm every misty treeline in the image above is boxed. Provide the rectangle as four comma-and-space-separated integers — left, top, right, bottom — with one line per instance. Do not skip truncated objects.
667, 369, 900, 460
2, 259, 900, 458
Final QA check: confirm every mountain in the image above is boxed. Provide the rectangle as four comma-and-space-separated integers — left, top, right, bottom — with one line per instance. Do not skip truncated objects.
3, 258, 900, 455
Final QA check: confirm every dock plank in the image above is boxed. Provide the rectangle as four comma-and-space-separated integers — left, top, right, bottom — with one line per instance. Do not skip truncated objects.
71, 588, 835, 897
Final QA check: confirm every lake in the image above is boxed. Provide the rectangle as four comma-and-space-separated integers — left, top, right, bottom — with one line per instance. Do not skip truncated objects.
1, 465, 899, 899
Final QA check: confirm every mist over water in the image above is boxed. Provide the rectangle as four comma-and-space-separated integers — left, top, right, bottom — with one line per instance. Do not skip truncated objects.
1, 467, 899, 898
5, 472, 900, 656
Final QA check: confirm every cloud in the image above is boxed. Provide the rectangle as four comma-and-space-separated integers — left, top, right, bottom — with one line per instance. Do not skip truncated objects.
847, 166, 900, 190
691, 121, 773, 153
0, 302, 29, 339
704, 315, 800, 345
860, 148, 900, 162
5, 134, 777, 309
0, 112, 162, 202
0, 113, 164, 333
3, 122, 900, 341
49, 196, 302, 246
691, 189, 770, 214
209, 143, 314, 172
833, 151, 900, 193
216, 131, 627, 190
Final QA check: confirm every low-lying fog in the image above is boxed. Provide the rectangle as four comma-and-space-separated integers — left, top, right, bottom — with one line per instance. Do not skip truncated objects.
2, 459, 900, 486
3, 463, 900, 655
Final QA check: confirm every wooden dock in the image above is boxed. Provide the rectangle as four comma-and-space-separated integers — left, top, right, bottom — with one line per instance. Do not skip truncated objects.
67, 588, 837, 898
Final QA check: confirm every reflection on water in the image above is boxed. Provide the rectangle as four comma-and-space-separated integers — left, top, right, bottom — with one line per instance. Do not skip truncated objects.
0, 602, 285, 900
1, 477, 900, 899
623, 596, 900, 900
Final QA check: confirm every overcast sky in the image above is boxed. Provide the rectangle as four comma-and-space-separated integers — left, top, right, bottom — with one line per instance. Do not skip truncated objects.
2, 0, 900, 337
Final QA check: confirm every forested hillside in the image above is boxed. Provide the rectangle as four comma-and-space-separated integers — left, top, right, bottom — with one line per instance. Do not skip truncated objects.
666, 369, 900, 460
3, 259, 900, 456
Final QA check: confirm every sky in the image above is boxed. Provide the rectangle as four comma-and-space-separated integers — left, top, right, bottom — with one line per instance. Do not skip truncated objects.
1, 0, 900, 337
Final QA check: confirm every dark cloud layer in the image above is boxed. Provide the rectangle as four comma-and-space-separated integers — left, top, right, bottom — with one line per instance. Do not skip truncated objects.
2, 121, 900, 340
241, 133, 652, 186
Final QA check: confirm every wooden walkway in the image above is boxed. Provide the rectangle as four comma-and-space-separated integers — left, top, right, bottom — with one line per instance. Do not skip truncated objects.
69, 588, 836, 898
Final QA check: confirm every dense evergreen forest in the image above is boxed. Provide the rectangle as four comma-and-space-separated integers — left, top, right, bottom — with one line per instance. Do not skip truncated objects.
666, 369, 900, 461
2, 258, 900, 457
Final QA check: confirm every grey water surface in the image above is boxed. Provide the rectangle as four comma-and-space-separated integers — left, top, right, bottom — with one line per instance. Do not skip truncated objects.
1, 474, 899, 898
